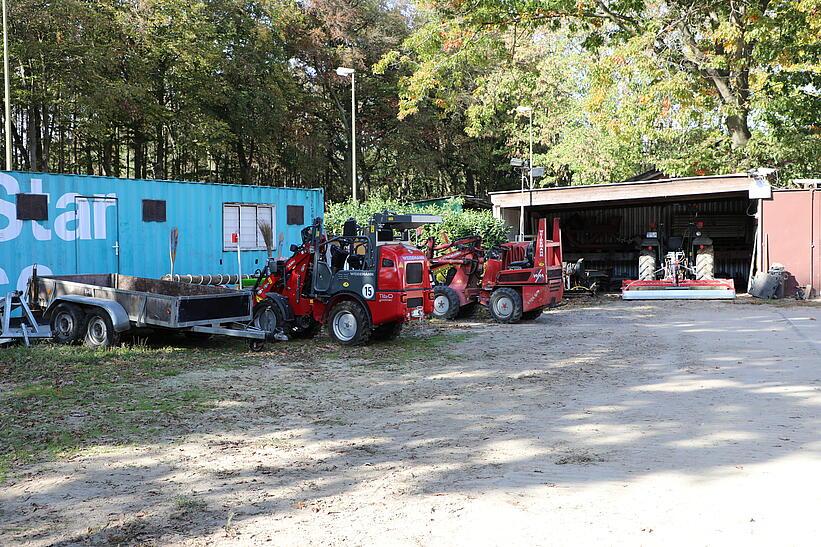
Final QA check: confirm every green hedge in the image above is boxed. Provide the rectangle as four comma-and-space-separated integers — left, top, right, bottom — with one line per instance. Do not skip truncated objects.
325, 197, 508, 248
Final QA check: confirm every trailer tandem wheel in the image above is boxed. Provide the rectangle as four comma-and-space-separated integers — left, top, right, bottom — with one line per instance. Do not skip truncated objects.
83, 310, 120, 349
50, 303, 85, 344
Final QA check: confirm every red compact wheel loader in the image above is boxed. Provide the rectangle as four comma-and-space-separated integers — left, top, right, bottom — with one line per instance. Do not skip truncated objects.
251, 213, 441, 345
426, 217, 564, 323
424, 235, 484, 320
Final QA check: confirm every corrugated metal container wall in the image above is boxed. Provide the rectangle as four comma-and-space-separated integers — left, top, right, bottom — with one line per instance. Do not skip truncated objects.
540, 197, 754, 283
0, 171, 324, 291
761, 189, 821, 294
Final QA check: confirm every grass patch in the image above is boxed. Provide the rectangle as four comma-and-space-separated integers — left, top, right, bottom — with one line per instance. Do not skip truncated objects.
0, 325, 475, 484
0, 339, 263, 484
174, 495, 208, 513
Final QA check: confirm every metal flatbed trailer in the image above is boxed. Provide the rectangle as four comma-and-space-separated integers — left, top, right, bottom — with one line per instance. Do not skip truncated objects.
29, 271, 273, 349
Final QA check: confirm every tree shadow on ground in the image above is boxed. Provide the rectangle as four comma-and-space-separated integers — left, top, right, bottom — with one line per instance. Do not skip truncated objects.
2, 300, 820, 544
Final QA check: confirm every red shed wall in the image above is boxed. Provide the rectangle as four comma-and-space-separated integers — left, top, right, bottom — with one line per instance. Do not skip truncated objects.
761, 190, 821, 295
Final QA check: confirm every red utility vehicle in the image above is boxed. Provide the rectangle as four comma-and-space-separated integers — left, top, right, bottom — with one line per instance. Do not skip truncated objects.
428, 217, 564, 323
252, 214, 440, 345
425, 235, 484, 320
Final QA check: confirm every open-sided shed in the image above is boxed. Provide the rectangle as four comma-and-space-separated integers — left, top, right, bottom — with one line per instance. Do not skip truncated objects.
490, 174, 757, 291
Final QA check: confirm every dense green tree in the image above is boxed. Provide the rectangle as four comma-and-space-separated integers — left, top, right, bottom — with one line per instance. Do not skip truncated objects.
1, 0, 817, 195
386, 0, 820, 184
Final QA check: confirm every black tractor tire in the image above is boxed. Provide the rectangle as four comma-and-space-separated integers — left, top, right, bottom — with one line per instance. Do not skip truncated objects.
327, 301, 371, 346
371, 321, 403, 342
695, 245, 715, 280
253, 301, 285, 335
521, 308, 544, 321
488, 287, 523, 324
432, 285, 460, 320
638, 249, 657, 281
50, 303, 85, 344
82, 310, 120, 349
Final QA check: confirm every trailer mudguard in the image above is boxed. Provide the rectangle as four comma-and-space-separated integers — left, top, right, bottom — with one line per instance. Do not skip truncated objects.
44, 296, 131, 333
264, 293, 295, 323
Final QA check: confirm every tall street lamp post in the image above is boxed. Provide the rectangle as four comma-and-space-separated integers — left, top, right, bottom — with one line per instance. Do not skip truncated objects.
336, 67, 356, 202
3, 0, 11, 170
516, 106, 533, 239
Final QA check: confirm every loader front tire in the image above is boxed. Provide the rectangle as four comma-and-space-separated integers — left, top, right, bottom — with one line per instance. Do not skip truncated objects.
638, 249, 657, 281
488, 288, 523, 324
696, 245, 715, 280
432, 285, 460, 320
328, 301, 371, 346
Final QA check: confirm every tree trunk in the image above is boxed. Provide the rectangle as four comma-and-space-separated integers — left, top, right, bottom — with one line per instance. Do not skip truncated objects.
465, 168, 476, 196
726, 112, 751, 148
154, 125, 165, 179
133, 130, 146, 179
28, 108, 39, 171
236, 139, 253, 184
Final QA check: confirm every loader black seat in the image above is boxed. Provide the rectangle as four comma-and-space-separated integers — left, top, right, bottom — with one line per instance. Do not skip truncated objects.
509, 242, 534, 269
343, 218, 358, 237
330, 245, 349, 271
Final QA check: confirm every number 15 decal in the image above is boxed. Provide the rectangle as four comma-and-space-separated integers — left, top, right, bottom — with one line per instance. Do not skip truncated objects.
362, 284, 375, 299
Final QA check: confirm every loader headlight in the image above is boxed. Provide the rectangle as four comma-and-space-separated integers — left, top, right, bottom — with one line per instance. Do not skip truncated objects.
696, 231, 702, 237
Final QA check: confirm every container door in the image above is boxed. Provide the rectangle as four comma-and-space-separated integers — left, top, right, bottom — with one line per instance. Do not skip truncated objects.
75, 196, 119, 274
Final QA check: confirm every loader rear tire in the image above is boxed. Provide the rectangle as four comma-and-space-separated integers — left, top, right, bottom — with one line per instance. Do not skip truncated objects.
432, 285, 460, 320
489, 288, 523, 324
638, 249, 656, 281
328, 301, 371, 346
696, 245, 715, 280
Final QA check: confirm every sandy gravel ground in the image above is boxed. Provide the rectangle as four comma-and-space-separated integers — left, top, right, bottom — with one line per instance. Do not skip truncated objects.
2, 298, 821, 545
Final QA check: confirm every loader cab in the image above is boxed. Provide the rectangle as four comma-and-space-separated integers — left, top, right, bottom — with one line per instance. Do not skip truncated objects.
308, 213, 441, 299
368, 213, 441, 292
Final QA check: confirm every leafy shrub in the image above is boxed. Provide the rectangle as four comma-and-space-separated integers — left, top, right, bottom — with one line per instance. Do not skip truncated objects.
325, 197, 508, 247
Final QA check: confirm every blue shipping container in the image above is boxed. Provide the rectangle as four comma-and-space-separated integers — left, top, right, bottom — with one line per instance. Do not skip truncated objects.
0, 171, 324, 291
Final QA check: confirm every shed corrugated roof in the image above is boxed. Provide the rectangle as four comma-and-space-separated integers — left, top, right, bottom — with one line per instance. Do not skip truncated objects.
490, 173, 753, 208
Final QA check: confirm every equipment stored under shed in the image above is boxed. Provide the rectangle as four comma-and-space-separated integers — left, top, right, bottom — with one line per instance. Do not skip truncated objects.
490, 174, 759, 293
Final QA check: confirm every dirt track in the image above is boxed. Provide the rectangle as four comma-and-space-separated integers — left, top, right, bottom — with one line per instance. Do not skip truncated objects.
2, 298, 821, 545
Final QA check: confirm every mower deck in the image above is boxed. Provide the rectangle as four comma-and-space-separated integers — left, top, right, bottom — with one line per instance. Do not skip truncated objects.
621, 279, 736, 300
